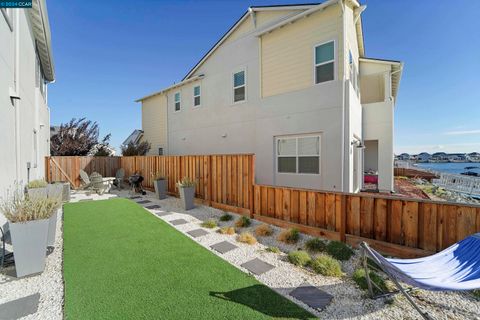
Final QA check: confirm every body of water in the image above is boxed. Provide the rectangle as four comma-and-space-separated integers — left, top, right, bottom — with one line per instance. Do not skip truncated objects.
415, 162, 480, 175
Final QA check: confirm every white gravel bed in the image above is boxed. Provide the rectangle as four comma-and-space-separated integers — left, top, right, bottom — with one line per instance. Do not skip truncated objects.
113, 190, 480, 320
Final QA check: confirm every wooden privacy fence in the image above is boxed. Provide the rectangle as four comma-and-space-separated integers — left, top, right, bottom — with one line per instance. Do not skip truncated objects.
45, 155, 255, 215
46, 155, 480, 258
253, 184, 480, 258
394, 167, 438, 181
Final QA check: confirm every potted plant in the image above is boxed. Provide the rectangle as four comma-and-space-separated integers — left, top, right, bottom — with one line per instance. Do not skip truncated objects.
26, 179, 48, 199
46, 183, 64, 249
151, 172, 167, 200
47, 182, 70, 202
176, 177, 196, 210
0, 190, 60, 277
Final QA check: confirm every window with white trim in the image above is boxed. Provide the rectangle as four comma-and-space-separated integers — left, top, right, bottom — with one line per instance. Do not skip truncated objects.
277, 135, 320, 174
193, 85, 201, 107
314, 41, 335, 84
233, 70, 246, 103
174, 92, 181, 111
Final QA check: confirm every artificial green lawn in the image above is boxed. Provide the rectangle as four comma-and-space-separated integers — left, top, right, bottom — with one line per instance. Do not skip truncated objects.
63, 198, 315, 319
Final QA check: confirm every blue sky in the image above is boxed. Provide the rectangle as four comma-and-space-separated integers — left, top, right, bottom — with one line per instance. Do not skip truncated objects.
48, 0, 480, 154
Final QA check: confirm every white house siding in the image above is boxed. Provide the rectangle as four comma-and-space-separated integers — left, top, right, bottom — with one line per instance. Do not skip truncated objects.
142, 94, 168, 155
0, 7, 53, 226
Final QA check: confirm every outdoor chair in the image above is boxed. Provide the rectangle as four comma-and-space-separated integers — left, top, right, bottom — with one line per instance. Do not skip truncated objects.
79, 170, 107, 195
361, 234, 480, 320
79, 169, 92, 190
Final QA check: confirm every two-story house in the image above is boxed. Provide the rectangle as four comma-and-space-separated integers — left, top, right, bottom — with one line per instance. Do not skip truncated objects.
0, 1, 55, 200
136, 1, 402, 193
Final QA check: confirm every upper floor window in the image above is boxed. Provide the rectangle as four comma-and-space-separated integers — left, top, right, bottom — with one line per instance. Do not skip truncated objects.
277, 135, 321, 174
233, 69, 246, 103
314, 41, 335, 84
193, 85, 201, 107
174, 92, 181, 111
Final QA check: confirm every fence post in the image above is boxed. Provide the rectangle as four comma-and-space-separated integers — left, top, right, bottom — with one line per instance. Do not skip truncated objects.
249, 155, 255, 218
207, 155, 212, 206
45, 157, 51, 183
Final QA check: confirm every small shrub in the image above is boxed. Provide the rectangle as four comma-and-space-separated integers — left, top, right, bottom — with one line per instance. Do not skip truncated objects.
352, 268, 387, 295
218, 226, 235, 235
310, 255, 342, 277
326, 241, 354, 261
255, 224, 273, 237
237, 232, 257, 245
27, 179, 48, 189
201, 219, 217, 229
288, 250, 311, 267
266, 246, 280, 254
219, 212, 233, 221
277, 228, 300, 244
235, 216, 251, 228
177, 176, 196, 188
472, 290, 480, 300
305, 238, 327, 252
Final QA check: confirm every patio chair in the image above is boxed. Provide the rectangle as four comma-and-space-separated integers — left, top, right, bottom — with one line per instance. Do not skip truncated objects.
361, 234, 480, 320
79, 170, 107, 194
79, 169, 92, 190
113, 168, 125, 190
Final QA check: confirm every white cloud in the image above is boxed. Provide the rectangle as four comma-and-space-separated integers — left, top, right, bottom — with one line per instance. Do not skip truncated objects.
444, 129, 480, 135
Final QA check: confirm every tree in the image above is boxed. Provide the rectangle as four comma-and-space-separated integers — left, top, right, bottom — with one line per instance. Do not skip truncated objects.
50, 118, 112, 156
121, 141, 151, 156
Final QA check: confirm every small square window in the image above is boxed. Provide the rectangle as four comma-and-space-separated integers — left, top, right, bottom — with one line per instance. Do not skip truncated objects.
193, 85, 201, 107
233, 70, 246, 103
314, 41, 335, 84
174, 92, 181, 111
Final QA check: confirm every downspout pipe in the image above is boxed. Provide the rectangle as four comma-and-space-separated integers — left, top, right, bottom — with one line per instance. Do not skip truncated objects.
340, 0, 346, 192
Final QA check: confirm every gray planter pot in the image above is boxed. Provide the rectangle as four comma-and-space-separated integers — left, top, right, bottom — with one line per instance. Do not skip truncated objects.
48, 182, 70, 202
47, 210, 58, 248
9, 219, 49, 277
179, 186, 195, 210
153, 179, 168, 200
27, 187, 48, 199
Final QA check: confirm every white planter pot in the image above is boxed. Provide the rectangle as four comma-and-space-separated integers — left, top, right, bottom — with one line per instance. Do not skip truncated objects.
179, 186, 195, 210
47, 210, 58, 248
153, 179, 168, 200
9, 219, 49, 277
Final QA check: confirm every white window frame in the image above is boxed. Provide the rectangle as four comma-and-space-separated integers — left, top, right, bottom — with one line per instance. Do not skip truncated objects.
193, 85, 201, 108
1, 8, 13, 31
232, 67, 247, 104
174, 91, 181, 112
313, 40, 336, 85
276, 134, 321, 175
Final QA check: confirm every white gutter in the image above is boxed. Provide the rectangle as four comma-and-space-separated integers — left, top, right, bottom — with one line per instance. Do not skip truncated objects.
254, 0, 339, 37
340, 0, 346, 192
135, 74, 204, 102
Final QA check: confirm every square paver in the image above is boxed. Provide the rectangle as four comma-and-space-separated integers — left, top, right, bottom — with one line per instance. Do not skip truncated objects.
187, 229, 209, 238
169, 219, 188, 226
129, 196, 142, 199
155, 211, 172, 217
137, 200, 151, 204
289, 285, 333, 310
79, 199, 92, 202
0, 293, 40, 319
240, 258, 275, 275
210, 241, 238, 254
146, 204, 161, 209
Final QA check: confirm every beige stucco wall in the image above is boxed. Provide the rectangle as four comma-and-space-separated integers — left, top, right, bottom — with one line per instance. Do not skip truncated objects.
142, 94, 168, 155
260, 5, 342, 98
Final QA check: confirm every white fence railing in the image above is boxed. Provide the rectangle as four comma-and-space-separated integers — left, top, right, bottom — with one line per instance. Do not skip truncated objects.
433, 173, 480, 197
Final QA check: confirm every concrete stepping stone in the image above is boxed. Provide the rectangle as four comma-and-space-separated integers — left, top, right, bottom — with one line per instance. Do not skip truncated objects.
137, 200, 151, 204
146, 204, 161, 209
289, 285, 333, 310
169, 219, 188, 226
240, 258, 275, 275
79, 199, 92, 202
210, 241, 238, 254
129, 196, 141, 200
0, 293, 40, 319
155, 211, 172, 217
187, 229, 209, 238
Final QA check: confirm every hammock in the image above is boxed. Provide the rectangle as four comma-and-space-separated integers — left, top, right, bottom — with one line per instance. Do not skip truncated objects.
361, 234, 480, 319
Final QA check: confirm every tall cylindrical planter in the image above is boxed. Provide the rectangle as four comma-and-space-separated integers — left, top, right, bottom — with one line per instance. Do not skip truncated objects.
153, 179, 168, 200
179, 186, 195, 210
47, 210, 58, 248
27, 187, 48, 199
9, 219, 49, 277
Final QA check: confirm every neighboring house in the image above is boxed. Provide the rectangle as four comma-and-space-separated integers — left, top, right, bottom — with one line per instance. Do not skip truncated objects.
0, 0, 55, 203
431, 152, 448, 162
397, 153, 411, 161
467, 152, 480, 162
416, 152, 431, 162
446, 153, 466, 162
136, 2, 403, 193
122, 129, 144, 147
